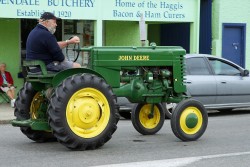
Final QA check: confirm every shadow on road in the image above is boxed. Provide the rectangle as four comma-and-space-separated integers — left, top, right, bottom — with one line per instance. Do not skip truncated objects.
208, 108, 250, 117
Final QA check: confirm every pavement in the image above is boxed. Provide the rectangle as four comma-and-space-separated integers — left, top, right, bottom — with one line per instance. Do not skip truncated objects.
0, 102, 15, 124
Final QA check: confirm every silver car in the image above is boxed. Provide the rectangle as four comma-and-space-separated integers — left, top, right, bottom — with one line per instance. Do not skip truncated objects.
118, 54, 250, 119
185, 54, 250, 110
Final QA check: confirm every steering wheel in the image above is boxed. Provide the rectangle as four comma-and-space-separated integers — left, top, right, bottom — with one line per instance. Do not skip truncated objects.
65, 37, 80, 62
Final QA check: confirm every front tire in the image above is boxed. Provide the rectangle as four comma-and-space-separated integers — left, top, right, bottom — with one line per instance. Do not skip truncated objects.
171, 99, 208, 141
48, 74, 119, 150
131, 103, 165, 135
14, 82, 56, 142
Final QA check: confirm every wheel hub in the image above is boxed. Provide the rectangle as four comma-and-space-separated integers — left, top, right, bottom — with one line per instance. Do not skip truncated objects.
147, 113, 154, 119
71, 97, 100, 129
66, 88, 110, 138
139, 104, 160, 129
185, 113, 198, 128
180, 107, 203, 135
78, 97, 100, 124
30, 92, 45, 119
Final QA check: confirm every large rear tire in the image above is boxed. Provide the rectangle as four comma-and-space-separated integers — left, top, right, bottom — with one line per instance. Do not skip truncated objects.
131, 103, 165, 135
14, 82, 56, 142
171, 99, 208, 141
48, 74, 120, 150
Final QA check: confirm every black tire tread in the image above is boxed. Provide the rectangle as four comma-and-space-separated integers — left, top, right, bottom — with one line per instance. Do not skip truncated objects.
14, 82, 56, 143
48, 74, 119, 150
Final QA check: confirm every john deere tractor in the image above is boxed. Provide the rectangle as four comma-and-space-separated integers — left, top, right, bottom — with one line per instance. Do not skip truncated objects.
12, 43, 208, 150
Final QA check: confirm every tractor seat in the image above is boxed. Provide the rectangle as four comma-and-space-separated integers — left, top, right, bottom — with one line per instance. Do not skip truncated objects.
23, 60, 57, 77
27, 67, 57, 75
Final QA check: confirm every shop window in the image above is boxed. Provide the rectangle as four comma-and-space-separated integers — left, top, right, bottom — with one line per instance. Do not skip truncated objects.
64, 20, 94, 66
64, 20, 94, 46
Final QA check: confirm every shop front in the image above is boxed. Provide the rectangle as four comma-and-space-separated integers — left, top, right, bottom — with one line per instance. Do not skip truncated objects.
0, 0, 201, 102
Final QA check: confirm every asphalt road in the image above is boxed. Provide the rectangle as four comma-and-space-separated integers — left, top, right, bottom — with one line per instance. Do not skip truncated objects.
1, 109, 250, 167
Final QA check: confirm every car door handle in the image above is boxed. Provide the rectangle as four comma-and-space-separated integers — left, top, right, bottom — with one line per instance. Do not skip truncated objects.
221, 81, 227, 84
185, 81, 192, 84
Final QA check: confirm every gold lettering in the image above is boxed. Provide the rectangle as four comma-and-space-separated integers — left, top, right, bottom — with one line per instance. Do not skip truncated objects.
119, 55, 150, 61
118, 55, 134, 61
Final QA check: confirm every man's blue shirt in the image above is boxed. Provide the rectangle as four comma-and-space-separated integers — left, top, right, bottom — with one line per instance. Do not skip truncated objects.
26, 24, 65, 65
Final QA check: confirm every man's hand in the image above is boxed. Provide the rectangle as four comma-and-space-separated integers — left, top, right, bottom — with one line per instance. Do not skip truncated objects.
58, 36, 80, 49
68, 36, 80, 44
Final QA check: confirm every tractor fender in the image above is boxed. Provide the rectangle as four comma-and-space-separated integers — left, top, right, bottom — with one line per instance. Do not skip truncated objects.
52, 68, 104, 88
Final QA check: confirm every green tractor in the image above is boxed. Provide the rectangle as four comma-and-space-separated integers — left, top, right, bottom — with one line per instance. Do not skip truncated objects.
12, 43, 208, 150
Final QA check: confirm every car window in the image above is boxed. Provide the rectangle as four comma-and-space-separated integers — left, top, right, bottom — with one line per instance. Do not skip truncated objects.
208, 58, 241, 76
186, 57, 210, 75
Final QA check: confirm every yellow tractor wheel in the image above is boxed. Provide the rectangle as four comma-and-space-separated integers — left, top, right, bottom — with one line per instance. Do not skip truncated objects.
14, 82, 56, 142
131, 103, 165, 135
48, 74, 119, 150
171, 99, 208, 141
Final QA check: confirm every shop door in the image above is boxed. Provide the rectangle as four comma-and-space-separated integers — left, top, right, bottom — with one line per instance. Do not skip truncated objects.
222, 24, 246, 68
160, 23, 190, 53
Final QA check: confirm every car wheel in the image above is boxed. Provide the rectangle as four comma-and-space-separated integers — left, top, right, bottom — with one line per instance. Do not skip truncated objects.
165, 103, 177, 119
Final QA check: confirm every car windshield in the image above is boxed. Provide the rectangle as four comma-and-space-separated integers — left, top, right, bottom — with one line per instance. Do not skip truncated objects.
208, 58, 241, 76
